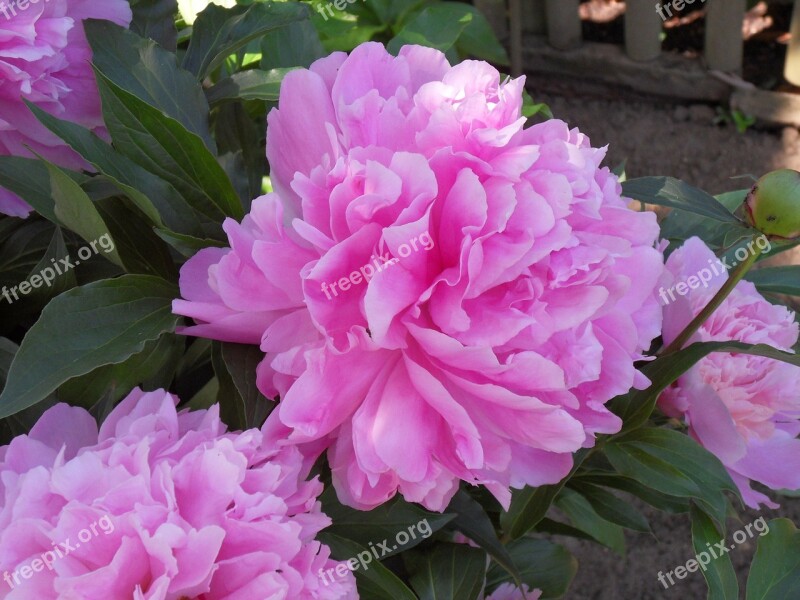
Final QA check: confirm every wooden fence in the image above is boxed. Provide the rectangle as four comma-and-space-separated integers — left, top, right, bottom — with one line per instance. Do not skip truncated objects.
475, 0, 800, 86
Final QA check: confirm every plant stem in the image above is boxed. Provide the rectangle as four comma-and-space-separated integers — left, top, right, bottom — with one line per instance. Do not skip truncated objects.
660, 241, 763, 356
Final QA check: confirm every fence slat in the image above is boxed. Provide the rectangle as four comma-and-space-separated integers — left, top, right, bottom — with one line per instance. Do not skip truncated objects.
626, 0, 663, 61
545, 0, 581, 50
473, 0, 508, 41
704, 0, 746, 72
522, 0, 546, 35
785, 0, 800, 85
509, 0, 523, 76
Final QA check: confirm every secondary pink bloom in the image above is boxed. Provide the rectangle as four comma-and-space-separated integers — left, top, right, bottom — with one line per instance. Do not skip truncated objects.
659, 237, 800, 508
0, 0, 131, 217
0, 389, 357, 599
485, 583, 541, 600
174, 43, 664, 511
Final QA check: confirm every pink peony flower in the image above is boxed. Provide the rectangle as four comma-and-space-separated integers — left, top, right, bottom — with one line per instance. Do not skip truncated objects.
0, 389, 357, 599
174, 43, 665, 511
484, 583, 541, 600
659, 237, 800, 508
0, 0, 131, 217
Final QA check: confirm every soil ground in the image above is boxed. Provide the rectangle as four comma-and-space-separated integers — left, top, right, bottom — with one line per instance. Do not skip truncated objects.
532, 88, 800, 599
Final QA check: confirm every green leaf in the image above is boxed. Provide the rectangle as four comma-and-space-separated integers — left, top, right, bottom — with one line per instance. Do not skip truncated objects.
94, 69, 243, 221
57, 333, 183, 407
26, 226, 77, 301
623, 177, 743, 224
95, 197, 178, 280
407, 543, 486, 600
555, 488, 626, 555
130, 0, 178, 50
450, 2, 509, 64
745, 266, 800, 297
153, 229, 228, 257
606, 428, 738, 526
387, 3, 474, 55
206, 68, 297, 104
364, 0, 426, 25
85, 20, 214, 149
569, 482, 651, 533
659, 189, 751, 250
691, 505, 739, 600
320, 488, 455, 559
214, 102, 266, 204
0, 220, 74, 321
444, 489, 520, 585
0, 157, 88, 223
183, 2, 311, 78
0, 339, 58, 444
500, 449, 590, 540
522, 89, 553, 120
612, 340, 800, 434
746, 519, 800, 600
260, 16, 325, 69
45, 162, 125, 269
486, 538, 577, 599
0, 275, 179, 417
574, 472, 689, 514
220, 342, 274, 428
318, 533, 417, 600
310, 3, 386, 54
24, 101, 214, 239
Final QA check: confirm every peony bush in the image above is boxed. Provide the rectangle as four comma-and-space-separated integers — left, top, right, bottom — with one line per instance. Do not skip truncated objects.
0, 1, 799, 598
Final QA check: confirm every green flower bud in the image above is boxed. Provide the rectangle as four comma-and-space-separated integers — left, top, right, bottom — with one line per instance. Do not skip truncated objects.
745, 169, 800, 239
